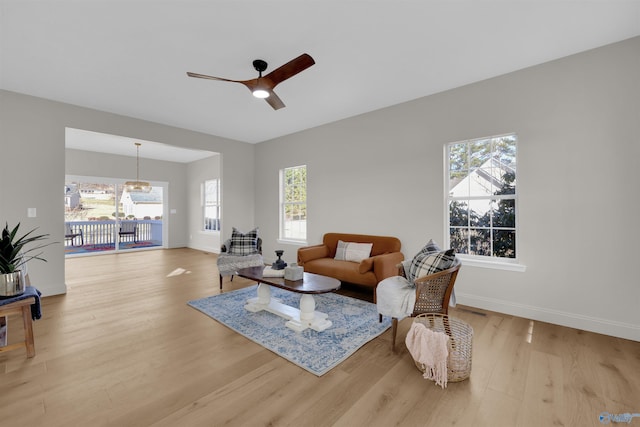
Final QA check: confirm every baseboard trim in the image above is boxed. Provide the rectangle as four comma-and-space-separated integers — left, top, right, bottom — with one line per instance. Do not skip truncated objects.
456, 292, 639, 342
188, 243, 219, 254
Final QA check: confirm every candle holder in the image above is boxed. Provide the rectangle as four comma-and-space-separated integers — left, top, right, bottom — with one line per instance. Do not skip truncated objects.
272, 250, 287, 270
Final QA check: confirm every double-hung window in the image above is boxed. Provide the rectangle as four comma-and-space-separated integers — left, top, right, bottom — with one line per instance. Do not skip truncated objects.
203, 179, 220, 231
280, 165, 307, 241
446, 134, 517, 261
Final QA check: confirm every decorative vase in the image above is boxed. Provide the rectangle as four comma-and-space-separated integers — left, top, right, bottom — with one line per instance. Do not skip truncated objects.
272, 250, 287, 270
284, 263, 304, 281
0, 271, 25, 297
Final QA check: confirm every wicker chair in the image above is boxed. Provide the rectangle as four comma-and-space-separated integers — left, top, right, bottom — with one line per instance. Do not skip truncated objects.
379, 258, 461, 351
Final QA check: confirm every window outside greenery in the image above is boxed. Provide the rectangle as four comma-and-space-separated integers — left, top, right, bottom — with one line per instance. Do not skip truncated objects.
447, 134, 517, 259
280, 165, 307, 241
204, 179, 220, 231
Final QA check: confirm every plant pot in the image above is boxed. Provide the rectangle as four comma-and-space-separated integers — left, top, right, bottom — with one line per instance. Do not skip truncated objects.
0, 271, 25, 297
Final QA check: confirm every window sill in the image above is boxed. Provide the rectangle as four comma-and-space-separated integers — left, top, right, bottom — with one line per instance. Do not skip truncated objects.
458, 256, 526, 272
277, 239, 308, 246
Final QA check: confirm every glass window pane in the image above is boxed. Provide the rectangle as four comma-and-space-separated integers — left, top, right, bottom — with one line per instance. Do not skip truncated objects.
494, 135, 517, 170
469, 167, 494, 196
469, 228, 491, 256
449, 200, 468, 226
449, 143, 467, 172
449, 228, 468, 254
491, 199, 515, 228
205, 180, 218, 203
449, 170, 469, 197
492, 169, 516, 196
468, 199, 490, 227
204, 207, 219, 231
291, 205, 298, 220
493, 230, 516, 258
470, 139, 491, 168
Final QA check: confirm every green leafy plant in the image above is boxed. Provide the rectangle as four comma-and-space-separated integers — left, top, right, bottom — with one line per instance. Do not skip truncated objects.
0, 222, 52, 274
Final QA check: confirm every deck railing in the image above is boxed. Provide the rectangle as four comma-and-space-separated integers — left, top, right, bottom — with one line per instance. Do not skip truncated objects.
65, 220, 162, 246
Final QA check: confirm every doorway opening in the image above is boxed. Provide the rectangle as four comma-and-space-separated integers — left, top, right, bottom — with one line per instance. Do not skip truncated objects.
65, 127, 221, 259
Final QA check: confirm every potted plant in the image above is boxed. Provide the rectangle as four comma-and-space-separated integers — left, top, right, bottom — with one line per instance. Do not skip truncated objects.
0, 222, 51, 297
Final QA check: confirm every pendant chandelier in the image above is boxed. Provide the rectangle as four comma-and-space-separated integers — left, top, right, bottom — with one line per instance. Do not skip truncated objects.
124, 142, 152, 193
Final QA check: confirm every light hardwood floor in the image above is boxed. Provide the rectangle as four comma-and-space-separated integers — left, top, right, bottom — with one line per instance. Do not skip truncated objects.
0, 248, 638, 426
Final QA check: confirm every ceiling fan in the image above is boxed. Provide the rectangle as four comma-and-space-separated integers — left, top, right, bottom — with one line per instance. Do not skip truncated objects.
187, 53, 315, 110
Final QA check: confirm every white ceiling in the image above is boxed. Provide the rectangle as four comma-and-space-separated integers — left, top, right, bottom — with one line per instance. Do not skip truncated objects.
2, 0, 640, 152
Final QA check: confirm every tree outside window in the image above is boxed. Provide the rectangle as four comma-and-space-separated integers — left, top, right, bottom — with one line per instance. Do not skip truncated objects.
447, 135, 517, 259
280, 165, 306, 241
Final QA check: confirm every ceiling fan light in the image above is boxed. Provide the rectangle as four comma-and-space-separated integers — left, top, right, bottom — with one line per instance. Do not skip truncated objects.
252, 89, 270, 99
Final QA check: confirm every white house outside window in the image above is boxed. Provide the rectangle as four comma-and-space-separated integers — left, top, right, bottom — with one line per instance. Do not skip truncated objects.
446, 134, 517, 260
203, 179, 220, 231
280, 165, 306, 241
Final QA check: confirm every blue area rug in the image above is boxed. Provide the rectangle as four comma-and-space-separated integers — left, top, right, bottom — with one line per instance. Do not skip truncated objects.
188, 285, 391, 376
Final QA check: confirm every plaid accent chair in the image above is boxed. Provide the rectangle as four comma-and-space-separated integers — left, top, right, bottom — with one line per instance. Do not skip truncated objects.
216, 227, 264, 289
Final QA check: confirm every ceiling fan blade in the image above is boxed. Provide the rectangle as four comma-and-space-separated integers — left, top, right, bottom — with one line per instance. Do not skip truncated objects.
264, 90, 285, 110
186, 72, 243, 84
237, 78, 260, 92
263, 53, 315, 88
187, 54, 314, 110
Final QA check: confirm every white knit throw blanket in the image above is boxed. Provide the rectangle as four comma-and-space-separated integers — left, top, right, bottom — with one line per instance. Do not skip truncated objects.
405, 322, 450, 388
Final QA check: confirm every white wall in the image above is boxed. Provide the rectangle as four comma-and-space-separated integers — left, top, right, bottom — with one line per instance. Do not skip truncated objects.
187, 154, 221, 253
0, 91, 256, 297
254, 37, 640, 341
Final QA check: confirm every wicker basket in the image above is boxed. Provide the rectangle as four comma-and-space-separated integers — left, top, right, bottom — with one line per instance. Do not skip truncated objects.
411, 313, 473, 383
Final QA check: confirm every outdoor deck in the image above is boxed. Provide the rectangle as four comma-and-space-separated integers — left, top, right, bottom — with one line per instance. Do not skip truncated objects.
65, 220, 163, 255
